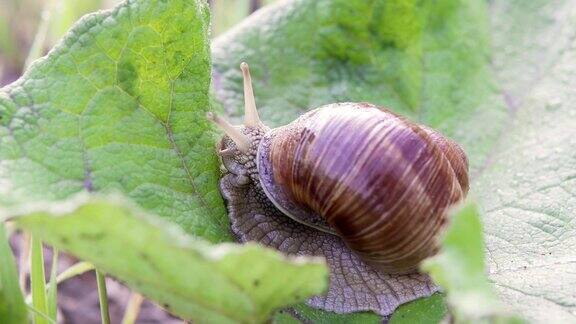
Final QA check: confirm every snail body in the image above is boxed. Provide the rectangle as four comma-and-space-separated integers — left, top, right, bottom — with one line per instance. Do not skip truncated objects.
209, 63, 469, 274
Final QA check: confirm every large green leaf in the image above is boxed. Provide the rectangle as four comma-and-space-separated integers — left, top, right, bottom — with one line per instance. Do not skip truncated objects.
0, 0, 230, 242
475, 1, 576, 321
1, 194, 328, 324
212, 0, 576, 322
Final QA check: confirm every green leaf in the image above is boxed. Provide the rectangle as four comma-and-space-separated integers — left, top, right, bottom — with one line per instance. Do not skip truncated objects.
0, 222, 27, 324
211, 0, 250, 37
2, 193, 328, 324
389, 294, 447, 324
0, 0, 231, 242
273, 294, 446, 324
474, 1, 576, 321
421, 203, 524, 323
289, 304, 381, 324
213, 0, 576, 322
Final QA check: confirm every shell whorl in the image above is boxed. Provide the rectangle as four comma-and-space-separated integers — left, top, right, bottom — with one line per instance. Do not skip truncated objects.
257, 103, 469, 273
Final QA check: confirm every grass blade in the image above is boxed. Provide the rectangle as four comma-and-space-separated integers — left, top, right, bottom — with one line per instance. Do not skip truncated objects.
18, 232, 31, 292
23, 1, 54, 69
96, 270, 111, 324
121, 292, 144, 324
0, 222, 27, 324
30, 236, 48, 324
26, 305, 57, 324
25, 261, 95, 305
46, 249, 59, 320
56, 261, 94, 284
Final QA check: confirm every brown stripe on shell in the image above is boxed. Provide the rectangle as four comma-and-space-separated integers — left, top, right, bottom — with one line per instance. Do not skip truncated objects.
262, 103, 469, 273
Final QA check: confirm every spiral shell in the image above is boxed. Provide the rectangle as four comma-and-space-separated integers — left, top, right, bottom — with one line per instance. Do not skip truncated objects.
257, 102, 469, 273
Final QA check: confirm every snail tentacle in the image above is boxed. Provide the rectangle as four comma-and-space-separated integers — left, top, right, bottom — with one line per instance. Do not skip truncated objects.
206, 111, 251, 153
217, 147, 236, 157
240, 62, 264, 128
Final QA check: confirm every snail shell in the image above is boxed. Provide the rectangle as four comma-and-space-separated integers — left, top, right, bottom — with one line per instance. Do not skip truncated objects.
210, 63, 469, 274
258, 103, 469, 273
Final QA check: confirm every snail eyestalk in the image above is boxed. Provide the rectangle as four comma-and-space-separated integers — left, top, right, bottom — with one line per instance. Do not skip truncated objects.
240, 62, 264, 128
218, 147, 236, 157
207, 112, 251, 153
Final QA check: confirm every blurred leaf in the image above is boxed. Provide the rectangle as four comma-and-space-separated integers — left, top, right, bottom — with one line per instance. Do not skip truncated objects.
421, 203, 524, 323
210, 0, 281, 37
0, 222, 27, 324
24, 1, 55, 70
0, 0, 231, 242
212, 0, 504, 173
3, 193, 329, 324
49, 0, 105, 42
212, 0, 250, 37
24, 3, 54, 70
473, 1, 576, 322
0, 14, 16, 59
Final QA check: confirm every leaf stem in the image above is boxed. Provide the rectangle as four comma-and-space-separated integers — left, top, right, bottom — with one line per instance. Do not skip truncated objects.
96, 270, 111, 324
26, 304, 57, 324
121, 292, 144, 324
56, 261, 95, 284
47, 248, 59, 320
19, 232, 31, 292
25, 261, 95, 304
30, 236, 48, 324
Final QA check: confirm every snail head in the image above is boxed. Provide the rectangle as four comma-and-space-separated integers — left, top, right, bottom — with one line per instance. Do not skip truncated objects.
207, 62, 268, 186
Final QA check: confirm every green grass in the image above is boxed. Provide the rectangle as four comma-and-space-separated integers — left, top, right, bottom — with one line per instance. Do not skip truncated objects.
30, 236, 49, 324
47, 249, 59, 320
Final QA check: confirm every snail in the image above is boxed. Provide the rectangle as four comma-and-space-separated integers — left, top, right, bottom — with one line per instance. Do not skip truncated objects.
209, 63, 469, 274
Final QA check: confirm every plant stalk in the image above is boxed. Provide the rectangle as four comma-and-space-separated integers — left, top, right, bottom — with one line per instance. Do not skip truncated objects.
121, 292, 144, 324
96, 270, 111, 324
30, 236, 48, 324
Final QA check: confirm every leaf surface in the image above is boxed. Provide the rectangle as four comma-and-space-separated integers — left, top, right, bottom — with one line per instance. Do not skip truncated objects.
475, 2, 576, 321
212, 0, 505, 173
0, 0, 230, 242
212, 0, 576, 321
2, 194, 328, 324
